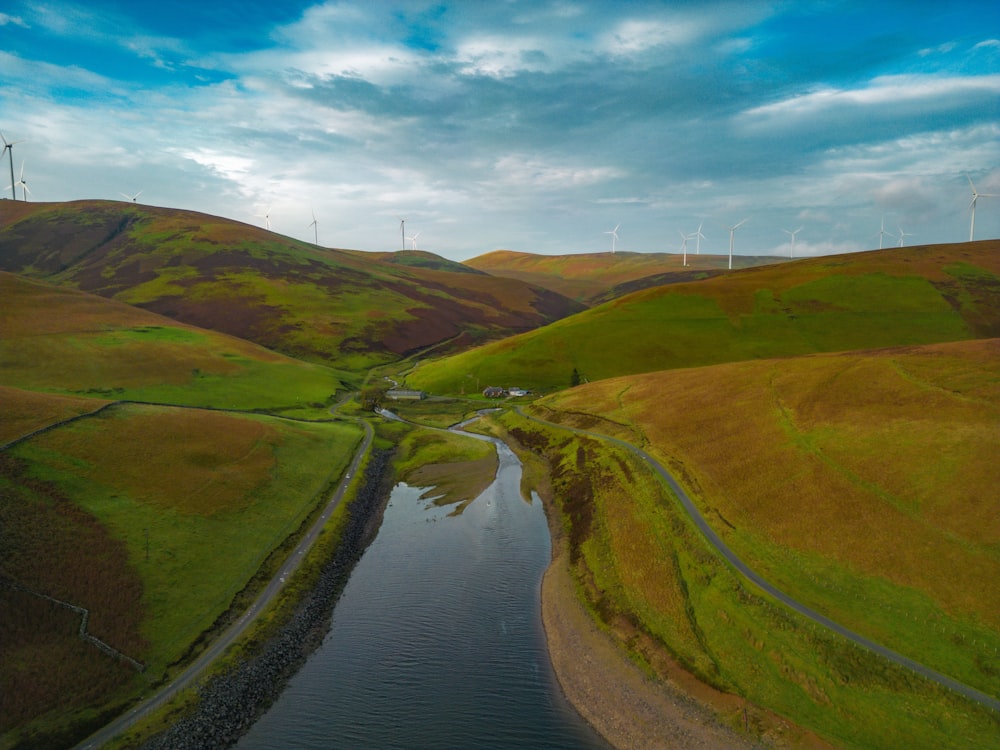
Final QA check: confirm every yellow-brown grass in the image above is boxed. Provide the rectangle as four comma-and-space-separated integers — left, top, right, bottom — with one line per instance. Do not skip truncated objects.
0, 386, 110, 444
33, 405, 277, 515
539, 338, 1000, 629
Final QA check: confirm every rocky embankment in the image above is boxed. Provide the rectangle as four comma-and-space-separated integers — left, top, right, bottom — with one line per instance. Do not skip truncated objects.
141, 449, 393, 750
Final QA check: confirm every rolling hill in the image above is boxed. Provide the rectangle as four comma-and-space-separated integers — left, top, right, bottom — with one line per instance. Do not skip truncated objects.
464, 249, 785, 304
1, 268, 366, 746
408, 241, 1000, 394
0, 201, 585, 374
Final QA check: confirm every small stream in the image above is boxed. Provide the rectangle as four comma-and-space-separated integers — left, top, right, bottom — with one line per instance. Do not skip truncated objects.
237, 436, 610, 749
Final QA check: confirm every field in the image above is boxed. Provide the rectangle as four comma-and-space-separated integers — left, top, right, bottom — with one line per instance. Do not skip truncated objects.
407, 242, 1000, 395
498, 337, 1000, 748
1, 400, 362, 747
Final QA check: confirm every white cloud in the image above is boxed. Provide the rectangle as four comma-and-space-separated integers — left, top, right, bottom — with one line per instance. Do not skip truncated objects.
755, 74, 998, 118
603, 18, 703, 55
0, 12, 27, 27
490, 154, 624, 189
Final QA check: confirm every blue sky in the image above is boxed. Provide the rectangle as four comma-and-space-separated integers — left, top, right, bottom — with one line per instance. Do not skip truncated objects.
1, 1, 998, 260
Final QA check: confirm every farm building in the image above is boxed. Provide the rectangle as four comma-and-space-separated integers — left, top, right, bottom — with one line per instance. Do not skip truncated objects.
482, 386, 506, 398
386, 389, 426, 400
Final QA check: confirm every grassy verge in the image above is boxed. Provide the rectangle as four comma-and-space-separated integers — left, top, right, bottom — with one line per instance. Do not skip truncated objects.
487, 408, 1000, 749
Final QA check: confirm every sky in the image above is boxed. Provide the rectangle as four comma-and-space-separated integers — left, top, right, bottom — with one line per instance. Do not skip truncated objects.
1, 1, 999, 261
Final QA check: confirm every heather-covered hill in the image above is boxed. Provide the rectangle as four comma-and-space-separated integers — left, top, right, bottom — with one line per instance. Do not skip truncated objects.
409, 241, 1000, 394
465, 249, 784, 304
0, 201, 584, 372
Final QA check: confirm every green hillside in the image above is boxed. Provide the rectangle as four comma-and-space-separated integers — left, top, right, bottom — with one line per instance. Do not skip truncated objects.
0, 201, 584, 373
0, 267, 366, 746
409, 242, 1000, 394
1, 272, 343, 416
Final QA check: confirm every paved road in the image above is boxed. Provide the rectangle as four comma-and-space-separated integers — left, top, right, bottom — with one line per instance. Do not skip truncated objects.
516, 408, 1000, 713
73, 420, 374, 750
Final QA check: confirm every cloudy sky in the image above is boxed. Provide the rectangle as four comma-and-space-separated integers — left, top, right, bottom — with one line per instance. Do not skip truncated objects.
1, 1, 998, 260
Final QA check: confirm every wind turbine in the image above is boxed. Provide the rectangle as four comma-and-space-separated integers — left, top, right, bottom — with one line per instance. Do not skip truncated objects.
693, 221, 705, 255
875, 216, 890, 249
726, 219, 747, 270
406, 232, 421, 250
1, 132, 23, 201
897, 225, 915, 247
120, 190, 143, 203
966, 174, 997, 242
782, 226, 802, 258
16, 162, 30, 201
254, 206, 272, 230
604, 223, 620, 254
398, 217, 406, 250
308, 210, 318, 245
679, 230, 689, 267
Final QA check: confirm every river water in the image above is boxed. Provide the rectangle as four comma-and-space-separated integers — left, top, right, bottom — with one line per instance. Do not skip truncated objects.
237, 436, 611, 750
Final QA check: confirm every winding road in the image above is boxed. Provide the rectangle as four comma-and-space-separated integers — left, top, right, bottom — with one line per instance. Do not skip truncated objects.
516, 407, 1000, 714
73, 420, 374, 750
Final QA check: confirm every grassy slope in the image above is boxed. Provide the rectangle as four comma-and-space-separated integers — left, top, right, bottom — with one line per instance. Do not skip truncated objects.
520, 338, 1000, 748
1, 272, 344, 416
0, 201, 583, 373
0, 270, 365, 745
410, 242, 1000, 395
465, 249, 784, 303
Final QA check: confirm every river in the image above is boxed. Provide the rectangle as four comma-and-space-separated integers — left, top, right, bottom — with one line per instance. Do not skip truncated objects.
236, 436, 611, 750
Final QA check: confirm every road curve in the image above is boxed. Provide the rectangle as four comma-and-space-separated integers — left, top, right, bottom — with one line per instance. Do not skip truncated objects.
73, 420, 374, 750
515, 407, 1000, 714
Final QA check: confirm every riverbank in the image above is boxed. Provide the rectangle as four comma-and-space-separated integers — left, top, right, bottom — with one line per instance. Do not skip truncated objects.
540, 521, 836, 750
540, 528, 764, 750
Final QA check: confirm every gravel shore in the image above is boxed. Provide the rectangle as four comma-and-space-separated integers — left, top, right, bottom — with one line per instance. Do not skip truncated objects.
540, 538, 765, 750
540, 529, 838, 750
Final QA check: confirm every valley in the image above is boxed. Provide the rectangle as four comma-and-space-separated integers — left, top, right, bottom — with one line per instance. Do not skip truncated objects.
1, 201, 998, 749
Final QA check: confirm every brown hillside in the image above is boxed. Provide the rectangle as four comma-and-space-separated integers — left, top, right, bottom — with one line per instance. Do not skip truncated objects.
0, 201, 585, 368
538, 337, 1000, 629
465, 249, 784, 304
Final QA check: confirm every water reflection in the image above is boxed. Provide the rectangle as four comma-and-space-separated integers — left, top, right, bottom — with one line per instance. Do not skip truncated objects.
238, 438, 610, 750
